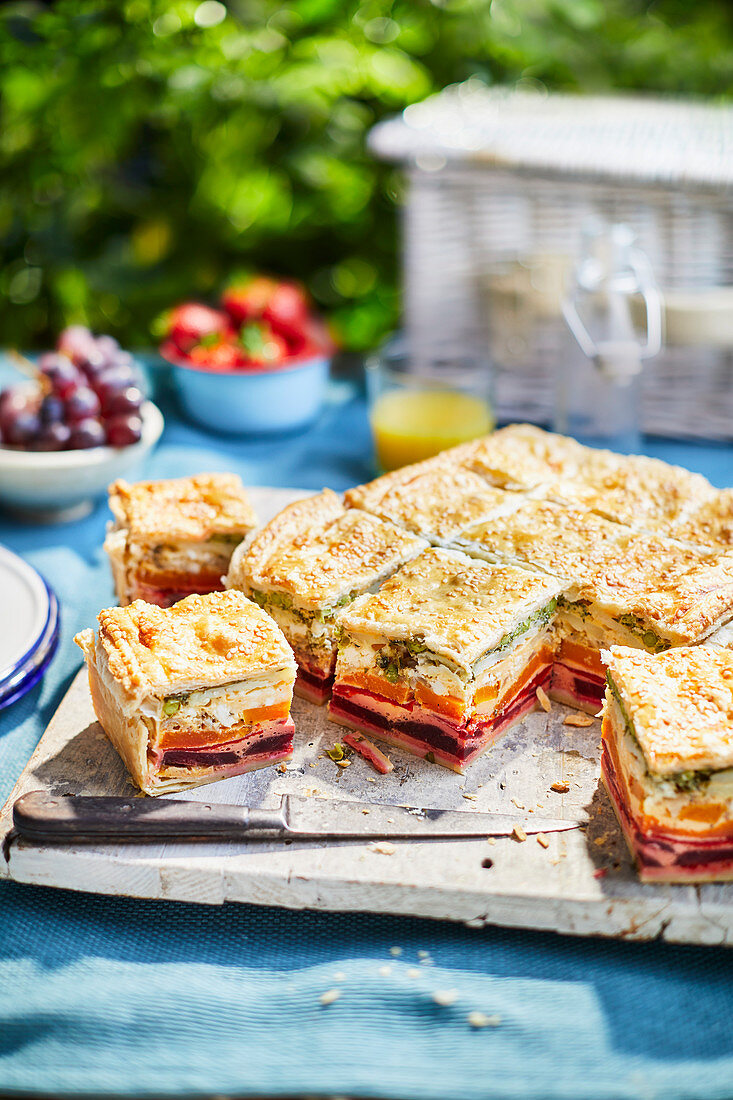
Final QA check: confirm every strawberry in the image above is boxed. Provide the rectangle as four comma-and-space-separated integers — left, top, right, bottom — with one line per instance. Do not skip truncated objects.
286, 316, 334, 358
221, 277, 279, 325
238, 322, 288, 367
187, 340, 242, 371
262, 283, 310, 343
166, 303, 230, 353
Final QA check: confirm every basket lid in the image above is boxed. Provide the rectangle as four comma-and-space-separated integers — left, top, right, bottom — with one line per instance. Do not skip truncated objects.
369, 83, 733, 192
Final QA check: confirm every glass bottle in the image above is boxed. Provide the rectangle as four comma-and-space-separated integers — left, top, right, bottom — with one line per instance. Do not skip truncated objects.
554, 220, 662, 453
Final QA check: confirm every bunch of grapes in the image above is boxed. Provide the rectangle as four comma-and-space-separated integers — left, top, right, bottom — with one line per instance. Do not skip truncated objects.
0, 327, 146, 451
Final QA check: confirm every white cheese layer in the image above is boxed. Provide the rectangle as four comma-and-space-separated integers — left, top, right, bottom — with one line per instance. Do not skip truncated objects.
336, 628, 553, 713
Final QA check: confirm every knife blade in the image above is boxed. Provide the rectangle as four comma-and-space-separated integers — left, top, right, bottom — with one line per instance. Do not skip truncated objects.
13, 790, 583, 845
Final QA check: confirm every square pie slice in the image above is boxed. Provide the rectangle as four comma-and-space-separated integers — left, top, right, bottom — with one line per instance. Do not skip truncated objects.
451, 497, 733, 710
225, 490, 427, 704
601, 645, 733, 883
457, 423, 587, 490
75, 590, 296, 795
665, 488, 733, 550
542, 448, 713, 533
105, 474, 257, 608
344, 465, 521, 544
328, 547, 563, 772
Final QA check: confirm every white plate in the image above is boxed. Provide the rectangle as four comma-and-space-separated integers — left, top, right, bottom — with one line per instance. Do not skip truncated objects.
0, 545, 53, 683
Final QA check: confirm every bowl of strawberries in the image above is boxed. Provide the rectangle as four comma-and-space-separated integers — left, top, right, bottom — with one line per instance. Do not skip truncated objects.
160, 277, 334, 434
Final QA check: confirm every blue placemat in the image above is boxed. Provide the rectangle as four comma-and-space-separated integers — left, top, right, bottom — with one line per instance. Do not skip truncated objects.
2, 379, 733, 1099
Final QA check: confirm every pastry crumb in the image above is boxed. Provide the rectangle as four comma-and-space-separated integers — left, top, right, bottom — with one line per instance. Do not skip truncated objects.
389, 946, 402, 957
536, 832, 550, 848
536, 686, 551, 712
550, 781, 569, 793
511, 825, 527, 842
319, 989, 341, 1006
563, 714, 595, 727
432, 989, 460, 1006
467, 1011, 501, 1028
369, 841, 396, 855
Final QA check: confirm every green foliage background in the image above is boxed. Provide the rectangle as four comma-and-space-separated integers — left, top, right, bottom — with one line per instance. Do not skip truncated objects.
2, 0, 733, 350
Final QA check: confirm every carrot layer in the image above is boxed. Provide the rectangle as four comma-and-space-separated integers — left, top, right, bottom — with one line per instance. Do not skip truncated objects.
157, 703, 290, 749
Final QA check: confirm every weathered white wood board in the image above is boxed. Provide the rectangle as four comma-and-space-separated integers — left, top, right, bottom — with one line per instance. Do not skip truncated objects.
2, 488, 732, 945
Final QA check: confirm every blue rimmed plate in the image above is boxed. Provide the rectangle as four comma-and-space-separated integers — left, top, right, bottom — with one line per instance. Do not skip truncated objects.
0, 547, 60, 710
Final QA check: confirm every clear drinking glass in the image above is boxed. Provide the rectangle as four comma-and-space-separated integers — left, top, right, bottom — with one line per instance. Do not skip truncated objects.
365, 334, 494, 473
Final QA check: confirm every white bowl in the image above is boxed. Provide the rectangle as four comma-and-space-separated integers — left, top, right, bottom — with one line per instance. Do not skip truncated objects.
0, 401, 164, 522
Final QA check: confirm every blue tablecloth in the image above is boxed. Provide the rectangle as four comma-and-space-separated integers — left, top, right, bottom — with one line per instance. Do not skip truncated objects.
3, 376, 733, 1099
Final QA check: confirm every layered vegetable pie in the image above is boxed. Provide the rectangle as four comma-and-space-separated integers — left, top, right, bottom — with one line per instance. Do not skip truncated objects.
329, 548, 562, 771
225, 489, 427, 703
105, 474, 257, 607
450, 498, 733, 711
602, 645, 733, 882
75, 590, 296, 795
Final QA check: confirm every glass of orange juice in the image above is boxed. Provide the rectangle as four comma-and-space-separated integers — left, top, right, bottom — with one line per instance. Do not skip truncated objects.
365, 334, 494, 473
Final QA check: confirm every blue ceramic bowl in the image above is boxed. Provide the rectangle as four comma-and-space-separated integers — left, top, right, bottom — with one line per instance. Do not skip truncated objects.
164, 347, 329, 435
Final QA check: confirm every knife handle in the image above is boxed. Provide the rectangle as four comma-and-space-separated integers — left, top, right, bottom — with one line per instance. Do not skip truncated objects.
13, 791, 289, 844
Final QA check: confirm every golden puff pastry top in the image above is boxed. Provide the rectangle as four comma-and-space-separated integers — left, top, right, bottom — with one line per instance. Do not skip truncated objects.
345, 465, 519, 542
453, 498, 733, 644
108, 474, 257, 543
604, 645, 733, 775
545, 448, 713, 532
239, 489, 427, 609
75, 590, 295, 703
666, 488, 733, 550
457, 424, 587, 490
337, 547, 563, 667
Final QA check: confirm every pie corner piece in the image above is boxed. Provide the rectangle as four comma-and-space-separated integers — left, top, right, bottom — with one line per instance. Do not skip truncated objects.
600, 645, 733, 883
74, 589, 296, 796
104, 473, 259, 609
227, 489, 428, 706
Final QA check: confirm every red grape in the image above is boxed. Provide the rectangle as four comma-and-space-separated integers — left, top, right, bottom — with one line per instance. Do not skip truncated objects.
94, 334, 119, 361
4, 409, 41, 447
102, 385, 143, 417
105, 414, 143, 446
93, 367, 137, 406
56, 325, 97, 364
35, 422, 72, 451
39, 394, 65, 425
65, 386, 102, 423
0, 387, 34, 435
68, 418, 106, 449
39, 354, 84, 399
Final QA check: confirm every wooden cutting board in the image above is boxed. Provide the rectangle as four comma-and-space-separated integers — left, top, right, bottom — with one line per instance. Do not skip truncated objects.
2, 488, 731, 946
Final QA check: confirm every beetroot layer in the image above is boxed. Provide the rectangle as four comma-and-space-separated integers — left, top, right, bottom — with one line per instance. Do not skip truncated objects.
601, 746, 733, 883
295, 665, 333, 705
550, 662, 605, 711
329, 664, 552, 769
160, 731, 292, 768
152, 718, 294, 775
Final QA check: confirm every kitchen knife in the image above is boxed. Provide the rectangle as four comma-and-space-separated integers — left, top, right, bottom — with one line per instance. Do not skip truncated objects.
13, 790, 583, 845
